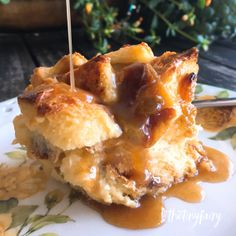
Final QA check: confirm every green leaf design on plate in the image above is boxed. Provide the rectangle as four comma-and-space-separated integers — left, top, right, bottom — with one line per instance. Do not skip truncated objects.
26, 214, 44, 224
27, 215, 74, 233
45, 189, 65, 211
17, 146, 26, 151
231, 133, 236, 149
0, 198, 18, 214
10, 205, 38, 228
5, 150, 26, 161
210, 127, 236, 140
39, 233, 59, 236
216, 90, 230, 98
195, 84, 203, 94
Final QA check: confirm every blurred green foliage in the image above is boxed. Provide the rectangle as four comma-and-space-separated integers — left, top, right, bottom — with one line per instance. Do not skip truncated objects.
1, 0, 235, 52
0, 0, 10, 4
73, 0, 236, 52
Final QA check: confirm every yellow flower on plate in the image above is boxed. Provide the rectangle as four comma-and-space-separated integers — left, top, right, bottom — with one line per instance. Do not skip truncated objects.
4, 229, 18, 236
0, 213, 13, 236
0, 214, 19, 236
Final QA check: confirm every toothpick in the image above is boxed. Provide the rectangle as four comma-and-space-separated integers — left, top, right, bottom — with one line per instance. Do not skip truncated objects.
66, 0, 75, 91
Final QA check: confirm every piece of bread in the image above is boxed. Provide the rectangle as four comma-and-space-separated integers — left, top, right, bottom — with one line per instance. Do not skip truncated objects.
14, 43, 207, 208
15, 82, 121, 151
57, 55, 117, 103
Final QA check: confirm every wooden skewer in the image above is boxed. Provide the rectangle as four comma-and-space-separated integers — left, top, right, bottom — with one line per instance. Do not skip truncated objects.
66, 0, 75, 91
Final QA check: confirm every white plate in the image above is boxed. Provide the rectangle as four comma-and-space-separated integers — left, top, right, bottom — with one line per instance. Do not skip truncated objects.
1, 84, 236, 236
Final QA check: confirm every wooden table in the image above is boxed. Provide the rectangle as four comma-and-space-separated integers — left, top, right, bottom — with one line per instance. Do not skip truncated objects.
0, 30, 236, 102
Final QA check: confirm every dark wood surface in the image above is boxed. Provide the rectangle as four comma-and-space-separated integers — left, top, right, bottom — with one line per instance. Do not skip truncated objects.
0, 31, 236, 102
0, 34, 35, 100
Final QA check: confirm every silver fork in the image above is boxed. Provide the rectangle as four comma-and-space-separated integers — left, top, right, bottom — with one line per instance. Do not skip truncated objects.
193, 97, 236, 108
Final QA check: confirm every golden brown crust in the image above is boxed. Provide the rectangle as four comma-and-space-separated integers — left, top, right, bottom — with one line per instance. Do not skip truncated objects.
31, 53, 87, 87
18, 82, 96, 116
57, 55, 117, 103
106, 42, 155, 64
151, 48, 198, 74
16, 81, 122, 151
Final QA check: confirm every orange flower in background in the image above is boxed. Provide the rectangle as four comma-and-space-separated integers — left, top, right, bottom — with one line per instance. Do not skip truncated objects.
205, 0, 212, 7
85, 3, 93, 14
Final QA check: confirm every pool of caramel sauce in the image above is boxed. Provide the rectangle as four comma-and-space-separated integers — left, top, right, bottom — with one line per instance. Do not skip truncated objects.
90, 146, 231, 229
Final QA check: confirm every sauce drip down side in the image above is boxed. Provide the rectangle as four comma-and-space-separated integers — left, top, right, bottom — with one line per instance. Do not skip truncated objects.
0, 146, 230, 229
92, 146, 232, 229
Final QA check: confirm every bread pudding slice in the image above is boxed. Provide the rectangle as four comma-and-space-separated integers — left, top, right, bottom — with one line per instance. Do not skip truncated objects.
14, 43, 207, 208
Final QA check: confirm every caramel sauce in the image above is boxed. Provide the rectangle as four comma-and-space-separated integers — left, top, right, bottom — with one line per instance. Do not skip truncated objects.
111, 63, 175, 148
194, 146, 232, 183
96, 196, 165, 229
1, 145, 229, 230
165, 180, 204, 203
93, 146, 231, 229
103, 139, 150, 185
96, 63, 201, 191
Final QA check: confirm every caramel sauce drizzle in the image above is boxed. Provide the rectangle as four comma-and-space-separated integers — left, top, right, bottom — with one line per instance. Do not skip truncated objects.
93, 146, 232, 229
0, 145, 229, 229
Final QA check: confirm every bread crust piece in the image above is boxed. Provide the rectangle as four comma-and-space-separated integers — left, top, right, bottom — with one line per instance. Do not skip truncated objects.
13, 44, 208, 208
15, 82, 122, 151
58, 55, 117, 104
31, 52, 87, 87
105, 42, 154, 64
